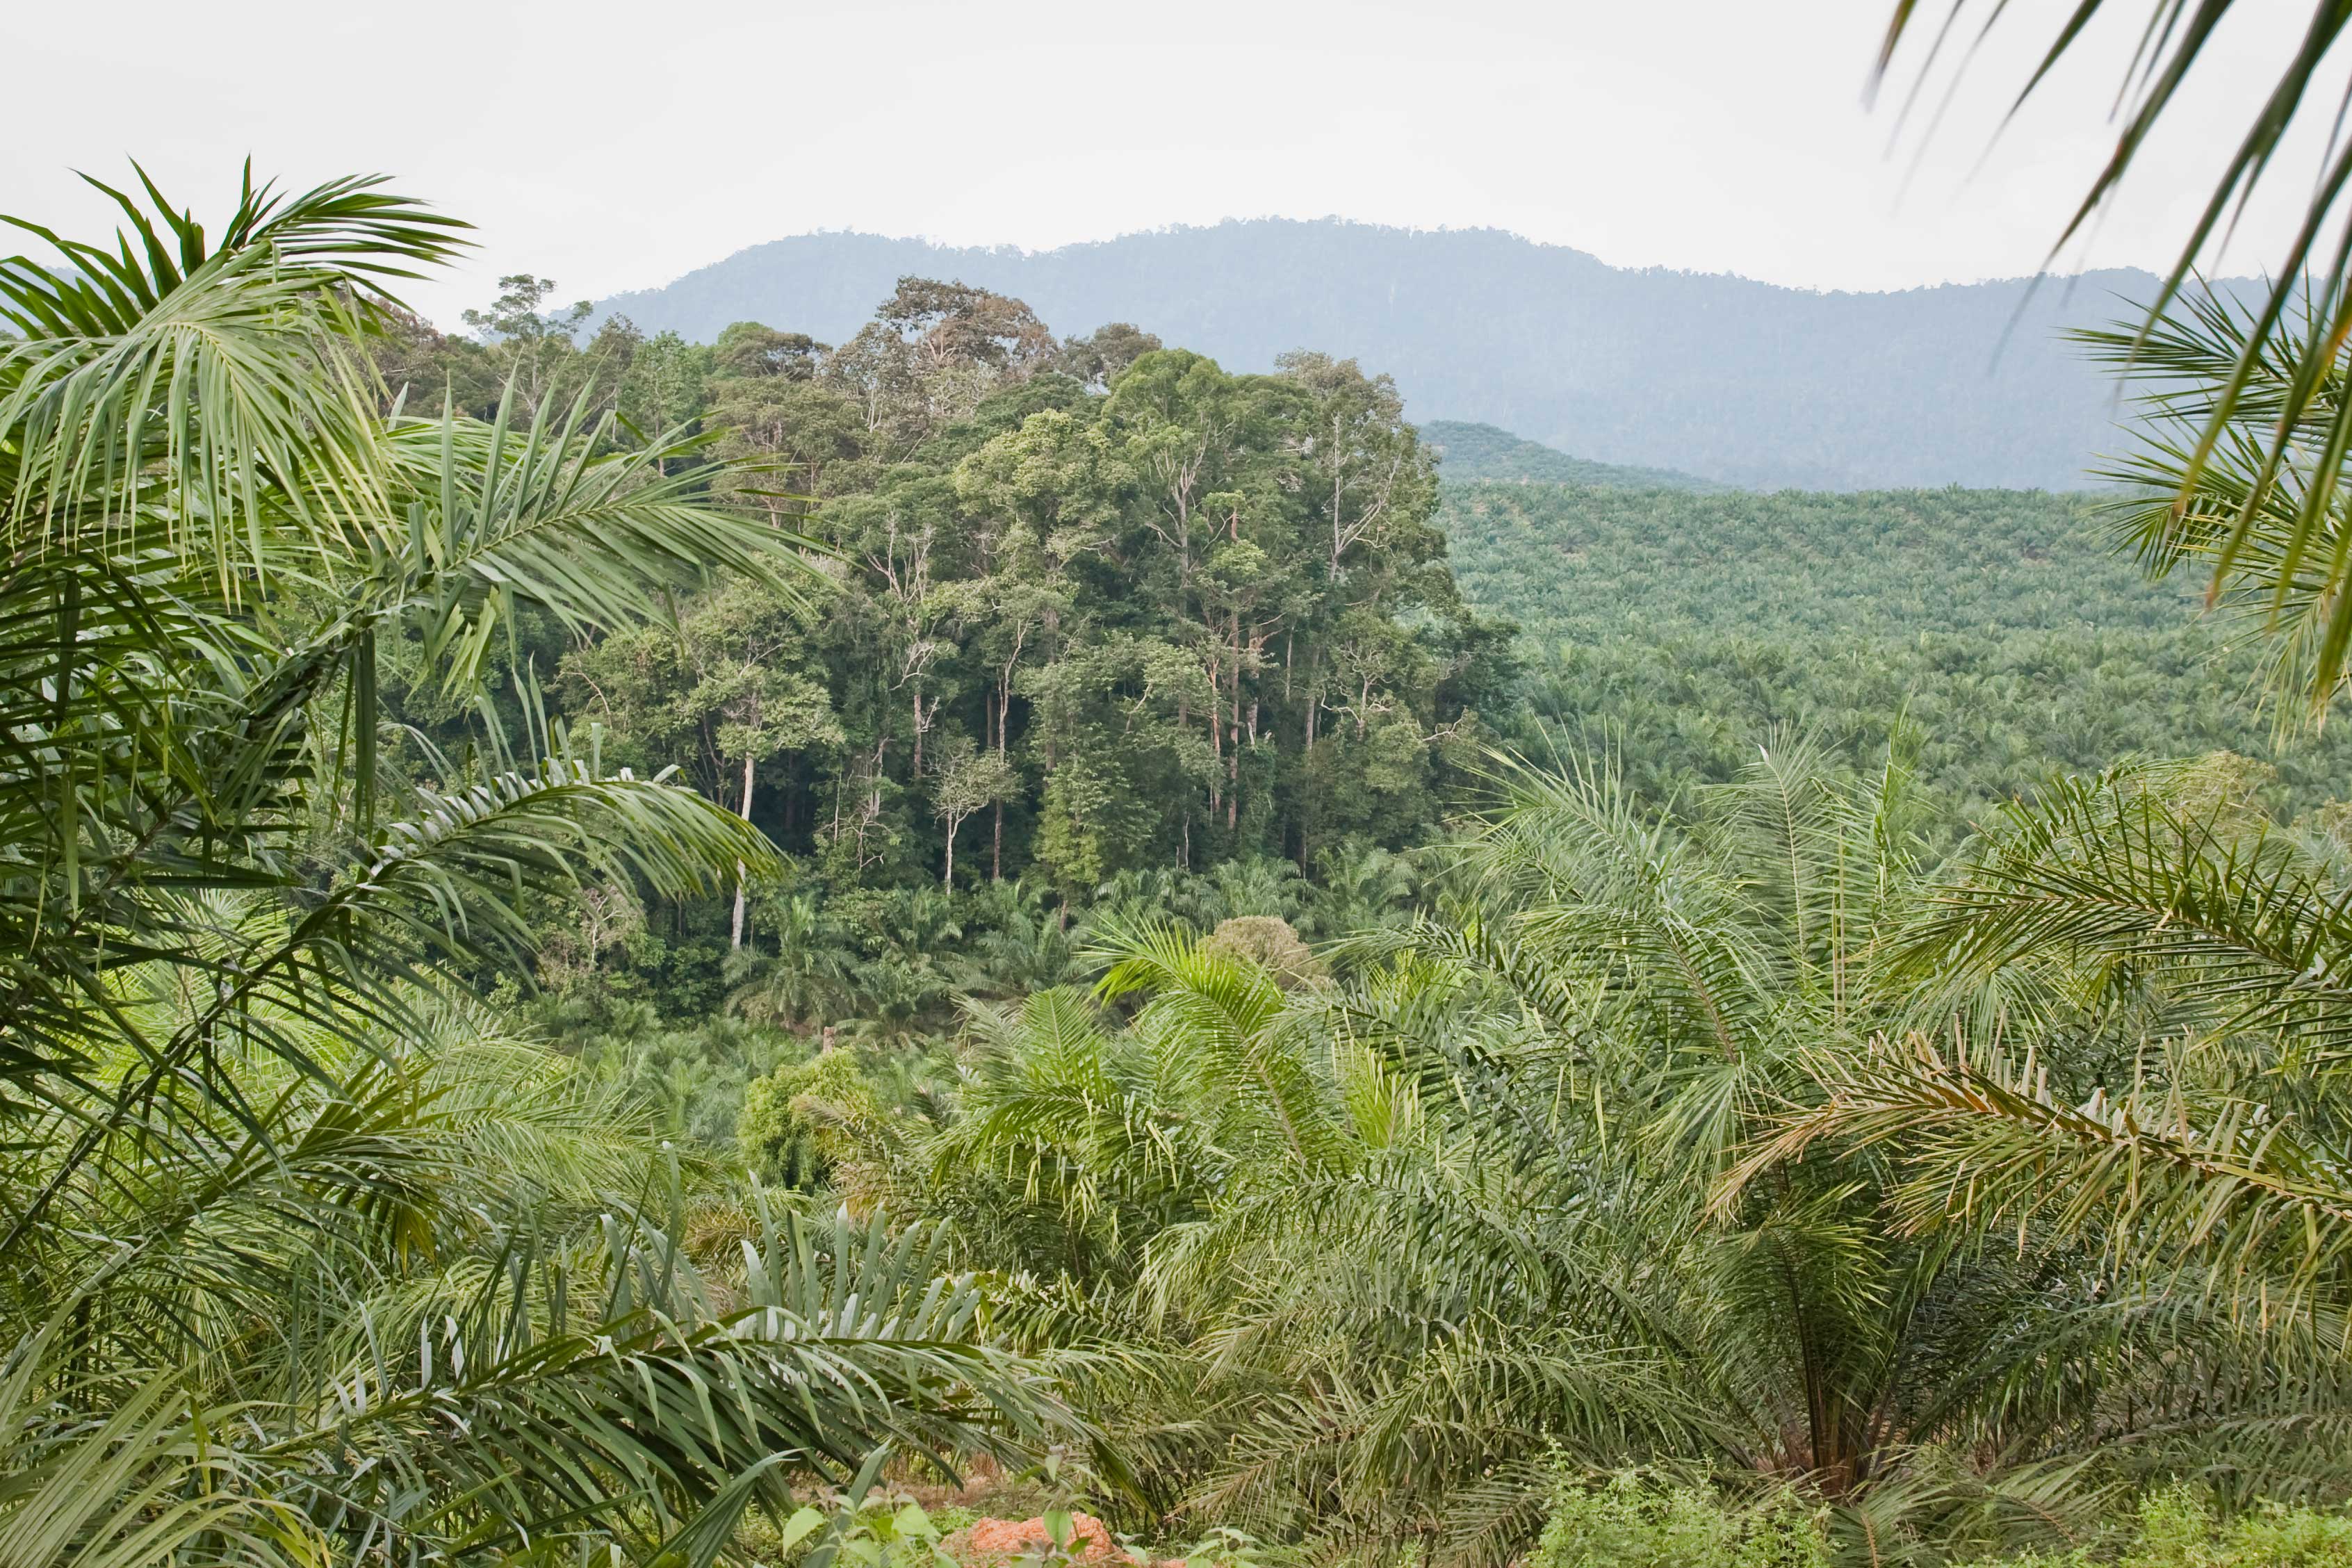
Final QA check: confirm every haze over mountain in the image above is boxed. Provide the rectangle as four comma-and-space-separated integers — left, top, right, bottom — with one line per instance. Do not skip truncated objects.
588, 218, 2179, 491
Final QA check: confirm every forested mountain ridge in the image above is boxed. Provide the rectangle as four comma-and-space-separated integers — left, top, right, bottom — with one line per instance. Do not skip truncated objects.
586, 218, 2191, 491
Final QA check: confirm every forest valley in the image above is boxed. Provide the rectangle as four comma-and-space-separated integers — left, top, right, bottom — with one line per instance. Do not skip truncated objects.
12, 168, 2352, 1568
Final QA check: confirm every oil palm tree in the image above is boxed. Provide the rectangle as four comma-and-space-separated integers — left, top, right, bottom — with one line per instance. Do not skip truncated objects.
1740, 274, 2352, 1434
728, 891, 859, 1029
1750, 761, 2352, 1504
1, 992, 1070, 1567
956, 879, 1081, 997
0, 165, 805, 1124
1220, 741, 2153, 1562
2077, 285, 2352, 712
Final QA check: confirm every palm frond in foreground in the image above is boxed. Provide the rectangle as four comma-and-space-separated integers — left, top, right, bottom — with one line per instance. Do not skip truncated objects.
0, 164, 1056, 1567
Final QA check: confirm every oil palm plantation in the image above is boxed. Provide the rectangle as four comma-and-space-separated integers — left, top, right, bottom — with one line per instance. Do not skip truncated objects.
0, 166, 1068, 1566
1213, 743, 2228, 1562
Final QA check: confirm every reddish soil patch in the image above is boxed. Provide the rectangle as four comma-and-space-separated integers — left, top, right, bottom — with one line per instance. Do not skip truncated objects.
954, 1514, 1120, 1565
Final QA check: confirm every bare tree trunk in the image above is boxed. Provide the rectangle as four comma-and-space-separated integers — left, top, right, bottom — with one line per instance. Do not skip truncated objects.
990, 688, 1006, 880
1227, 612, 1241, 831
1332, 431, 1346, 581
1300, 671, 1319, 872
1207, 653, 1223, 815
730, 750, 757, 949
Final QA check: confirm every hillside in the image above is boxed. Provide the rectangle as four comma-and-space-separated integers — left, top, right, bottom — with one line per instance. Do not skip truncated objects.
1439, 481, 2352, 815
1425, 421, 1722, 489
587, 219, 2194, 491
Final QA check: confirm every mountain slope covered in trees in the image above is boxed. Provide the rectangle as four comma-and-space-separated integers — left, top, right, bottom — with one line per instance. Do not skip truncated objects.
587, 219, 2182, 491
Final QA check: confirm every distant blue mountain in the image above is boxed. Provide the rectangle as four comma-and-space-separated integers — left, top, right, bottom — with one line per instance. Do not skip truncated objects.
589, 219, 2183, 491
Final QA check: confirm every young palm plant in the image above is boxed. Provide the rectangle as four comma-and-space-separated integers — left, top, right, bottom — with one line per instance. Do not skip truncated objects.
1267, 740, 2148, 1561
1722, 284, 2352, 1496
1750, 760, 2352, 1503
2, 995, 1070, 1565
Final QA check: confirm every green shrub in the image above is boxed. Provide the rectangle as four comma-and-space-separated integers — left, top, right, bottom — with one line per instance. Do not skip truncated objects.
2216, 1508, 2352, 1568
738, 1047, 876, 1189
733, 1486, 955, 1568
2113, 1487, 2352, 1568
1533, 1476, 2352, 1568
1530, 1473, 1827, 1568
1200, 916, 1328, 990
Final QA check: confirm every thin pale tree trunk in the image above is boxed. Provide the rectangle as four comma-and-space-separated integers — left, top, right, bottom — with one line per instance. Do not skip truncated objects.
730, 750, 756, 949
992, 689, 1007, 879
1227, 612, 1241, 831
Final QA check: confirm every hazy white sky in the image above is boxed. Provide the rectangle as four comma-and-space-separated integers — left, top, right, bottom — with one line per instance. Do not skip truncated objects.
3, 0, 2330, 329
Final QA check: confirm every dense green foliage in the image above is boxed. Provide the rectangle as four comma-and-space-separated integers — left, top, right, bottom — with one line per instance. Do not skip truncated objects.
562, 336, 1506, 892
339, 196, 2352, 1568
370, 275, 1511, 1052
1530, 1478, 2352, 1568
786, 742, 2352, 1563
1442, 479, 2352, 818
